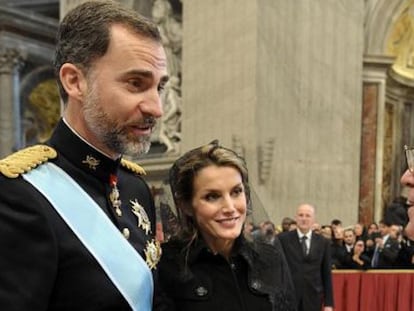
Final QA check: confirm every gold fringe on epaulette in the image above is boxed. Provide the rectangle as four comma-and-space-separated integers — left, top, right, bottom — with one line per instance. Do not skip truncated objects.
0, 145, 57, 178
121, 158, 146, 175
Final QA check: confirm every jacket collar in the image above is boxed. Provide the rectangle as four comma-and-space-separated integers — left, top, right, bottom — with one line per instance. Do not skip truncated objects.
49, 119, 121, 183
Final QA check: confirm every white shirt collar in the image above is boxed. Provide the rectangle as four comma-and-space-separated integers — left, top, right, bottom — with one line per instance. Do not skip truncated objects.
297, 229, 312, 239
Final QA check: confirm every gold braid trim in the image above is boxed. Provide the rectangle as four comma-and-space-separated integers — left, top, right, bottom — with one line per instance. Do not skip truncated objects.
0, 145, 57, 178
121, 159, 146, 175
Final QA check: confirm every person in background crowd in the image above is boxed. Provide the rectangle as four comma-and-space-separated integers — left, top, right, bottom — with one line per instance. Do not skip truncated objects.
243, 220, 255, 241
278, 203, 334, 311
367, 222, 379, 236
397, 237, 414, 268
330, 220, 345, 269
400, 146, 414, 240
389, 224, 403, 243
311, 222, 322, 234
254, 220, 278, 245
370, 220, 401, 268
338, 228, 367, 269
281, 216, 295, 232
0, 1, 168, 310
342, 228, 356, 253
385, 196, 409, 229
289, 220, 298, 231
354, 223, 368, 242
320, 225, 333, 241
331, 219, 342, 230
155, 141, 296, 311
365, 223, 381, 257
342, 239, 371, 269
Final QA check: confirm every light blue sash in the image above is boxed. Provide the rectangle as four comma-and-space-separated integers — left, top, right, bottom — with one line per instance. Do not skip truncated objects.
23, 162, 153, 311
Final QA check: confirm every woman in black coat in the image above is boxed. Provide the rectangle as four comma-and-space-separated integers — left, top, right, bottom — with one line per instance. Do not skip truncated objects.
154, 141, 296, 311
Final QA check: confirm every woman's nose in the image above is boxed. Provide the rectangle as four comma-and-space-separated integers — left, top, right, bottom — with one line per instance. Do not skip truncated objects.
222, 196, 236, 212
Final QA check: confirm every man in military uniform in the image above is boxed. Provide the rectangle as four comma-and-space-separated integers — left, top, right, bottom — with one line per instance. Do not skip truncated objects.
0, 1, 168, 310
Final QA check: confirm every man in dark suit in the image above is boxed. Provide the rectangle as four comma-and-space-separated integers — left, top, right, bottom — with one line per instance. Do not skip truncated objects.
370, 220, 401, 268
0, 1, 168, 310
278, 203, 334, 311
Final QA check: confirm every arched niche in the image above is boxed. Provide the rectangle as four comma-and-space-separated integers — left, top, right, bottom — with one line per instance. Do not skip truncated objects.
362, 0, 414, 223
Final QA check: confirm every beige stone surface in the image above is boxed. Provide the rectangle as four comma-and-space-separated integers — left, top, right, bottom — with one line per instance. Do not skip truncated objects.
182, 0, 364, 225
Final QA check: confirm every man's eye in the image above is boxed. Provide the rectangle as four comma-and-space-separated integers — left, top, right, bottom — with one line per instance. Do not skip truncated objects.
158, 84, 165, 93
129, 79, 142, 88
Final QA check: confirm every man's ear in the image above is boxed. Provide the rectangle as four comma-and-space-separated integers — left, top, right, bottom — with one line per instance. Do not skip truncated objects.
59, 63, 87, 101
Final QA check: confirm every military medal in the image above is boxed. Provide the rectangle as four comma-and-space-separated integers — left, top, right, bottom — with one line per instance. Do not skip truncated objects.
109, 174, 122, 217
144, 239, 161, 270
130, 199, 151, 234
82, 155, 100, 170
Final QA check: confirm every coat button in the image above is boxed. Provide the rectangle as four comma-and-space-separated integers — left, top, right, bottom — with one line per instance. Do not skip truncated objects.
251, 280, 261, 290
122, 228, 130, 239
195, 286, 208, 296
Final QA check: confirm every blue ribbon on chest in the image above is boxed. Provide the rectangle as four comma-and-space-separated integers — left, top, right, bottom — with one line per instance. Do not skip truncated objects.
23, 162, 153, 311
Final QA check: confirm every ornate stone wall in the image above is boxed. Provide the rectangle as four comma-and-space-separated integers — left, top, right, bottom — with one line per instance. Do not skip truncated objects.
0, 48, 25, 157
0, 6, 57, 157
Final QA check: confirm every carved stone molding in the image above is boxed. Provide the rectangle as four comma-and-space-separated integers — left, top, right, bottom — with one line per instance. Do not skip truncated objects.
151, 0, 183, 155
0, 48, 25, 75
231, 135, 245, 158
258, 139, 275, 185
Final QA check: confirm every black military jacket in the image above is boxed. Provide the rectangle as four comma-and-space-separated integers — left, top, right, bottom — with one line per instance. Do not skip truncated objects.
0, 120, 157, 310
154, 236, 297, 311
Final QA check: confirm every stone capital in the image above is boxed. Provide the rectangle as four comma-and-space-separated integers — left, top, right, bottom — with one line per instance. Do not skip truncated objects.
0, 48, 25, 74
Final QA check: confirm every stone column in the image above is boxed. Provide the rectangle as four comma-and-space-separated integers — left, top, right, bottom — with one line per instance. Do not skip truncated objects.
182, 0, 364, 225
0, 48, 24, 158
361, 56, 393, 224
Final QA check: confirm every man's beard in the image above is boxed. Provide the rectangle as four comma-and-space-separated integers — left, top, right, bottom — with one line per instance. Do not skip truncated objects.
82, 87, 153, 157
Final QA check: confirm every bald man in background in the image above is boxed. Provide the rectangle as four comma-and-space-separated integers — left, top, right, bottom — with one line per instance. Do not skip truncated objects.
277, 203, 334, 311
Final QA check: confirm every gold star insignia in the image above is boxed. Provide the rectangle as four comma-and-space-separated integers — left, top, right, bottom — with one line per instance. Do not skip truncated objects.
130, 199, 151, 234
144, 239, 161, 270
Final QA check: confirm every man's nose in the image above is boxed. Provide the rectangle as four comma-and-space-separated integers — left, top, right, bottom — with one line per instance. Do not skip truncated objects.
401, 169, 414, 187
140, 90, 164, 119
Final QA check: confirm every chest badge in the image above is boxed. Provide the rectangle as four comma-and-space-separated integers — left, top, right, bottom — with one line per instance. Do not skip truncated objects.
144, 239, 161, 270
82, 155, 100, 170
130, 199, 151, 234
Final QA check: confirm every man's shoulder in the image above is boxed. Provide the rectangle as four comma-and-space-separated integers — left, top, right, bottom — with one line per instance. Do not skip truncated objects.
276, 231, 297, 249
278, 230, 296, 240
0, 145, 57, 178
120, 158, 146, 176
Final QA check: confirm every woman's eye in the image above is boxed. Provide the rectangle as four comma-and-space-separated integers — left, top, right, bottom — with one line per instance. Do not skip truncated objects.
205, 193, 219, 201
232, 186, 244, 196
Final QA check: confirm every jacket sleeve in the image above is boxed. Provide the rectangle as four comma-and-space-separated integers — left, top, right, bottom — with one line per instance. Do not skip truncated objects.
272, 237, 297, 310
321, 237, 334, 307
0, 177, 57, 311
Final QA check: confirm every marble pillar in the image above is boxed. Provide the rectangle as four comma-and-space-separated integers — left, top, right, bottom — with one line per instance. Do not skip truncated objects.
182, 0, 364, 225
0, 48, 24, 158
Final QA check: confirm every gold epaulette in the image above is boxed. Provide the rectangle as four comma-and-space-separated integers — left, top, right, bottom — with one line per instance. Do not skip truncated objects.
0, 145, 57, 178
121, 158, 146, 175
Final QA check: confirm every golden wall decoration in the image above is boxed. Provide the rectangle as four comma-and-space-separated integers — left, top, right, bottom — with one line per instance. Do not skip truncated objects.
386, 0, 414, 83
26, 79, 60, 143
